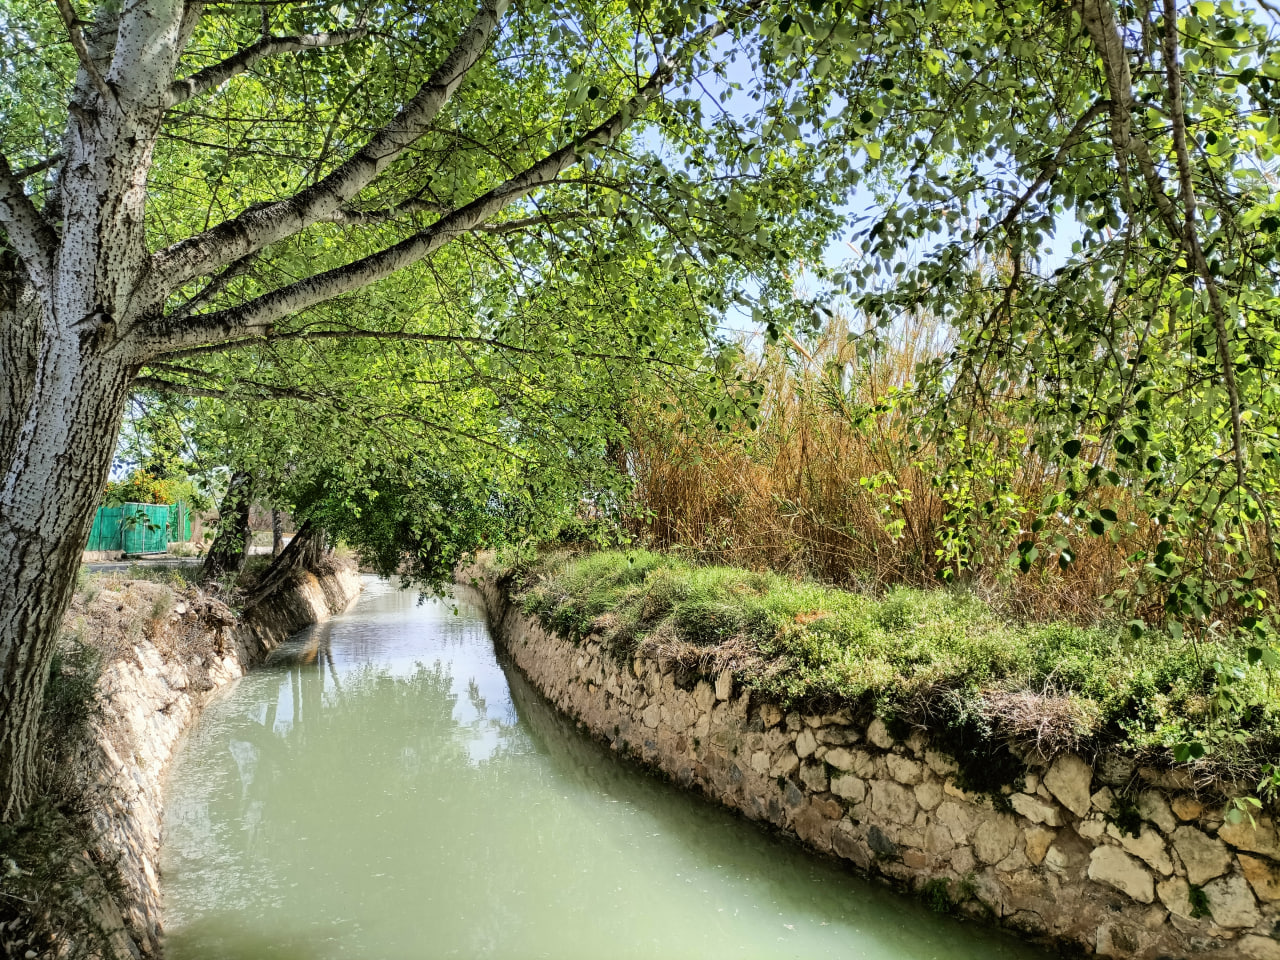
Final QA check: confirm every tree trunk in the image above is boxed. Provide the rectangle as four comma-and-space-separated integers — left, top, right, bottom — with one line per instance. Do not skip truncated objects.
245, 520, 327, 604
201, 471, 253, 583
271, 508, 284, 557
0, 322, 135, 822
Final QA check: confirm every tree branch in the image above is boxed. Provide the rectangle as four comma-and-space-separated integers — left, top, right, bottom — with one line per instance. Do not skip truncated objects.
1159, 0, 1246, 493
166, 250, 261, 321
149, 327, 698, 374
144, 0, 509, 303
139, 3, 759, 355
12, 154, 64, 182
0, 155, 58, 288
131, 374, 316, 400
1080, 0, 1250, 513
53, 0, 115, 104
166, 27, 367, 108
318, 198, 585, 235
1000, 100, 1109, 231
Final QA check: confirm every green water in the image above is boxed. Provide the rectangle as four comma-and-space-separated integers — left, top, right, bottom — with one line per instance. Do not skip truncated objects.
161, 578, 1049, 959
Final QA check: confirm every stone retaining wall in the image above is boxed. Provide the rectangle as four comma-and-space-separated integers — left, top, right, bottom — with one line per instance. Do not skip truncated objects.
80, 559, 363, 957
471, 573, 1280, 960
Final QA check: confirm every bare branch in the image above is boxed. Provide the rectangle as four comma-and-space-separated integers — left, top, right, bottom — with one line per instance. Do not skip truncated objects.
52, 0, 115, 105
0, 155, 58, 288
1079, 0, 1250, 496
145, 0, 509, 303
131, 374, 316, 400
166, 27, 367, 108
166, 251, 261, 321
12, 154, 64, 182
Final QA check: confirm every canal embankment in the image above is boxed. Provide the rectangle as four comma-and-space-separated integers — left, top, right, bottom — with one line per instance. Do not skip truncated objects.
463, 550, 1280, 960
0, 556, 361, 960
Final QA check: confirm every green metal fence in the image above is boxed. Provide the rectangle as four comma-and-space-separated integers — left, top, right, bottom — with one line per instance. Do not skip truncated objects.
86, 506, 125, 552
168, 501, 191, 541
86, 500, 190, 555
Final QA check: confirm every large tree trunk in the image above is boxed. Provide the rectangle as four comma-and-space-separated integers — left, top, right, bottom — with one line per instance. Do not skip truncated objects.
201, 471, 254, 583
0, 317, 135, 823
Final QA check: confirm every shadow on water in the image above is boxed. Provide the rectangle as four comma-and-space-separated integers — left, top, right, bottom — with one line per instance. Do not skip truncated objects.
160, 581, 1050, 960
495, 643, 1045, 960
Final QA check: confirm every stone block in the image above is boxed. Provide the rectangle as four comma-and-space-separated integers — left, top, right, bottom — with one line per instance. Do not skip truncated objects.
1202, 874, 1261, 928
867, 823, 897, 858
924, 822, 955, 855
825, 747, 855, 772
1171, 796, 1204, 822
642, 703, 661, 728
693, 680, 715, 713
1088, 846, 1155, 903
850, 749, 878, 779
833, 819, 871, 870
1090, 786, 1115, 813
924, 749, 958, 777
950, 845, 976, 875
885, 754, 923, 785
750, 750, 770, 775
867, 717, 895, 749
1044, 755, 1092, 818
1011, 792, 1064, 827
1240, 935, 1280, 960
795, 727, 817, 759
870, 780, 919, 826
1156, 876, 1197, 921
714, 669, 733, 701
1219, 816, 1280, 860
913, 779, 943, 811
784, 780, 805, 808
935, 800, 982, 844
1118, 824, 1174, 876
817, 725, 858, 746
764, 728, 790, 753
831, 773, 866, 803
1171, 825, 1232, 885
1137, 791, 1177, 834
759, 702, 783, 728
1077, 815, 1106, 841
799, 761, 829, 793
1095, 922, 1144, 958
974, 814, 1020, 864
769, 750, 799, 779
1024, 826, 1056, 865
1239, 853, 1280, 902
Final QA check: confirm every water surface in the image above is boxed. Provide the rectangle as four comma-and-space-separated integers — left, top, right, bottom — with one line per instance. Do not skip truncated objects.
161, 578, 1048, 959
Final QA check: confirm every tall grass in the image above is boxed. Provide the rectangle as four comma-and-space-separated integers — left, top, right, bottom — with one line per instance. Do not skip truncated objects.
628, 312, 1136, 623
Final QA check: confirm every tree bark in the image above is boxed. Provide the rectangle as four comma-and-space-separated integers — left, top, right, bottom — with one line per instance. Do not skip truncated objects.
271, 508, 284, 557
201, 471, 254, 582
0, 316, 135, 823
245, 519, 327, 604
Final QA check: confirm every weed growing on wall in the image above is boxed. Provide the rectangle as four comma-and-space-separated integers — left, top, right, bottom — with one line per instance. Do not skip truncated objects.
513, 550, 1280, 796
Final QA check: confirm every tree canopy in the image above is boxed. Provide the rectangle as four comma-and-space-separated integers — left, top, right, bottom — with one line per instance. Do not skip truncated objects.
3, 0, 1280, 821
